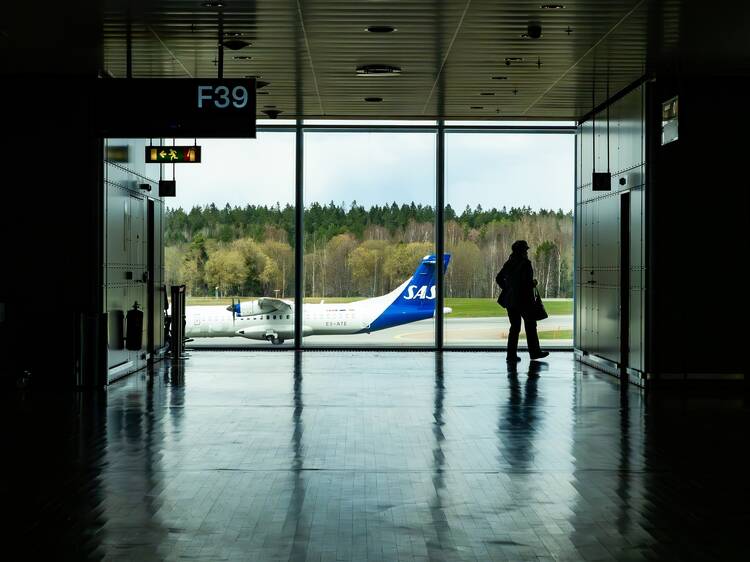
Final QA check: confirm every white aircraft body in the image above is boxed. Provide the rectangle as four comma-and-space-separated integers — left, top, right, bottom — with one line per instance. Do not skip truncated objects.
184, 254, 451, 344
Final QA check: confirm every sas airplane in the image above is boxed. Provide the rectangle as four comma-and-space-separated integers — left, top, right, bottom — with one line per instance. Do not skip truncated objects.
185, 254, 451, 344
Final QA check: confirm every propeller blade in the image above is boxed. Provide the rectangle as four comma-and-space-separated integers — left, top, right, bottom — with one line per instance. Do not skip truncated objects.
232, 297, 236, 324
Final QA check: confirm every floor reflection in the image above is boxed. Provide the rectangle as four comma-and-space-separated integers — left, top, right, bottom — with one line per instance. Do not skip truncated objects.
1, 352, 746, 560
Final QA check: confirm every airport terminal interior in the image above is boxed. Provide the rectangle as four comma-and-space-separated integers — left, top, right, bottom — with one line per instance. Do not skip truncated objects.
0, 1, 748, 560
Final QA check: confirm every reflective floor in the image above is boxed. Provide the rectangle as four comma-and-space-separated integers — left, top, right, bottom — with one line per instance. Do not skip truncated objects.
1, 352, 747, 561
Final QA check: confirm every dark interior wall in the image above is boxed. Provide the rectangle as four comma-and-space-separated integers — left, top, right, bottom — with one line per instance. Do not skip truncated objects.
0, 83, 104, 386
575, 84, 647, 382
0, 1, 106, 387
648, 77, 748, 379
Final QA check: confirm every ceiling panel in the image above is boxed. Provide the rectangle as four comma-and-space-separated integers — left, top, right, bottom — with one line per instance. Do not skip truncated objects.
7, 1, 743, 120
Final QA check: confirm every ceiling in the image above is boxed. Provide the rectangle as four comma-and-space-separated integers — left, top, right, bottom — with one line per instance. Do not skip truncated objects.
2, 1, 748, 120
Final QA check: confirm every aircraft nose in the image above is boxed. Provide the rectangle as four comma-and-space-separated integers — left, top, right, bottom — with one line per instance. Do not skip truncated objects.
225, 305, 233, 312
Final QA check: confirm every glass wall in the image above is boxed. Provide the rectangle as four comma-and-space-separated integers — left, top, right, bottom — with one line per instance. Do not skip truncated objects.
444, 132, 575, 347
164, 133, 296, 347
303, 130, 436, 347
162, 123, 574, 349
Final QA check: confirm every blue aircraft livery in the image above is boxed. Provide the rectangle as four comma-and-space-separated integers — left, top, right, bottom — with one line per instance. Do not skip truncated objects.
185, 254, 451, 344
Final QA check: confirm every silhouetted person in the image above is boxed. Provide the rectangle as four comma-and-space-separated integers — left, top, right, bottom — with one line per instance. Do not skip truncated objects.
496, 240, 549, 363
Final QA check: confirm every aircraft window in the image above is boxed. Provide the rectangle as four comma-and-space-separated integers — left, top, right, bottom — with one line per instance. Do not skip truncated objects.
273, 315, 276, 320
266, 315, 270, 320
286, 315, 290, 319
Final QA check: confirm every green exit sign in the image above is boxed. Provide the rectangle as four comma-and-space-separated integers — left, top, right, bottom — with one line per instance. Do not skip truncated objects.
145, 146, 202, 163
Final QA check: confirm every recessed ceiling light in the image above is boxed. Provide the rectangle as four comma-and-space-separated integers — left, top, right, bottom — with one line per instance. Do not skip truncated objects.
222, 39, 250, 50
233, 55, 252, 60
356, 64, 402, 76
201, 1, 225, 8
364, 97, 383, 102
540, 4, 565, 9
492, 76, 508, 80
480, 92, 495, 96
365, 25, 396, 33
470, 106, 484, 110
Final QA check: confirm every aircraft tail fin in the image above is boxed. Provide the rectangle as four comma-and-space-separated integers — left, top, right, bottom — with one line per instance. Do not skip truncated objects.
368, 254, 451, 331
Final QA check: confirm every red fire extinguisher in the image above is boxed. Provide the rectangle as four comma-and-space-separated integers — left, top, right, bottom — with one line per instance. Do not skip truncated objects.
125, 301, 144, 351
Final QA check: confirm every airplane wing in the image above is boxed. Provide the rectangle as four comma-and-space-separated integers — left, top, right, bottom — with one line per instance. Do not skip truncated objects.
257, 297, 293, 313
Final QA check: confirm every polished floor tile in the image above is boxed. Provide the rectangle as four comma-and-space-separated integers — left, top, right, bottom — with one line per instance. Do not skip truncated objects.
1, 352, 747, 561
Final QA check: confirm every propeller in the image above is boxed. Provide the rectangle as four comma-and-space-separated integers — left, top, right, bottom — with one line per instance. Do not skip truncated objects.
232, 297, 236, 325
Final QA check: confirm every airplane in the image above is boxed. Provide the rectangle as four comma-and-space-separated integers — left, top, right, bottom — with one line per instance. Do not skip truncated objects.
184, 254, 451, 344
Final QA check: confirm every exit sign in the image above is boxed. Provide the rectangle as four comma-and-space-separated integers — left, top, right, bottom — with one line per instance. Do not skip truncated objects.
145, 146, 201, 163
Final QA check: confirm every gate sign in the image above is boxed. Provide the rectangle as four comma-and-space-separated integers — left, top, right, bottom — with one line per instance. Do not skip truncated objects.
145, 146, 202, 163
96, 79, 256, 138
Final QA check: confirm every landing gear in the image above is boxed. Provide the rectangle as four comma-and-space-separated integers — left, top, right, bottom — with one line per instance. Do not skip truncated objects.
266, 335, 285, 345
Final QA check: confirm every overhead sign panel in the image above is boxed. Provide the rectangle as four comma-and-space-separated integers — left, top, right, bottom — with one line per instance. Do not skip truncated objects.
145, 146, 201, 163
96, 79, 256, 138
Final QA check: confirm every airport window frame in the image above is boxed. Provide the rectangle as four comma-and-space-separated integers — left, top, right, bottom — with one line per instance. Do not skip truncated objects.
251, 120, 576, 351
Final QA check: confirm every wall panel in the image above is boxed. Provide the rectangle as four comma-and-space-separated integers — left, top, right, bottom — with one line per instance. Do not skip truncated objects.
104, 139, 163, 382
575, 84, 646, 382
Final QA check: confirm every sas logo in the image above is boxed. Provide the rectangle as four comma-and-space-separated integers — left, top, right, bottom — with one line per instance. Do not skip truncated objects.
403, 285, 436, 300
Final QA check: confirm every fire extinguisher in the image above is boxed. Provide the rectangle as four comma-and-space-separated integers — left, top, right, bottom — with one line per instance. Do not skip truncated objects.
125, 301, 144, 351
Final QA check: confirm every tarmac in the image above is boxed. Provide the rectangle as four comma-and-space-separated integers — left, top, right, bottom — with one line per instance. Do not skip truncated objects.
186, 315, 574, 348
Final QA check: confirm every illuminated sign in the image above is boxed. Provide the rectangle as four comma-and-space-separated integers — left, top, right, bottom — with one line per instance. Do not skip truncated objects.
96, 79, 256, 138
145, 146, 201, 163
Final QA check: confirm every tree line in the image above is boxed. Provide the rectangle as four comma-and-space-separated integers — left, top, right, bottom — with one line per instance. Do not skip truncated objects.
165, 202, 573, 299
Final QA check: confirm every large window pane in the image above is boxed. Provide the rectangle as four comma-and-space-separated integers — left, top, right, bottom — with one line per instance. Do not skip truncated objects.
303, 131, 436, 347
444, 133, 574, 348
164, 134, 296, 348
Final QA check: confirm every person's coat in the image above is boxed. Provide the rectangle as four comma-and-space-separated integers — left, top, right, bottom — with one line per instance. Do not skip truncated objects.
496, 254, 535, 310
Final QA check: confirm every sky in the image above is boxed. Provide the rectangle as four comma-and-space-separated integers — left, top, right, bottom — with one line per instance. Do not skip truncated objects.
168, 130, 574, 213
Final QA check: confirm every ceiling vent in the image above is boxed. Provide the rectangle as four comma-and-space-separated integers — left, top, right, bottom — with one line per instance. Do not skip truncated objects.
365, 26, 396, 33
356, 64, 402, 76
222, 39, 250, 50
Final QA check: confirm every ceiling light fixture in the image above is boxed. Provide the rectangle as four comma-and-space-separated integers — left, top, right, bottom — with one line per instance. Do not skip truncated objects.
233, 55, 252, 60
356, 64, 402, 76
540, 4, 565, 8
480, 92, 495, 96
470, 106, 484, 110
201, 1, 225, 8
505, 57, 523, 66
364, 97, 383, 102
222, 39, 250, 50
526, 21, 543, 39
491, 76, 508, 80
224, 31, 243, 38
365, 25, 396, 33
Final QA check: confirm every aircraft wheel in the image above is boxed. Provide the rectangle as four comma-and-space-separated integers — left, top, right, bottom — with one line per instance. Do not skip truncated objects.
272, 338, 284, 345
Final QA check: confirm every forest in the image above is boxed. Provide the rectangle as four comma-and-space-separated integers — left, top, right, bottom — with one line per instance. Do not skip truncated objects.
165, 201, 573, 300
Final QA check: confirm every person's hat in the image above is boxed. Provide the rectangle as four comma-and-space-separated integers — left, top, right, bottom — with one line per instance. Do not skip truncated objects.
511, 240, 530, 252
